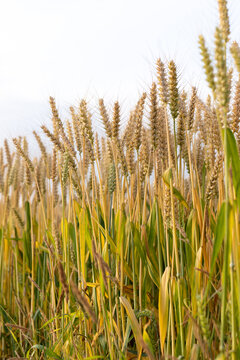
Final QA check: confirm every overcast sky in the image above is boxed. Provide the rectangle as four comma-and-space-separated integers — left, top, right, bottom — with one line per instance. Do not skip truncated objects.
0, 0, 240, 147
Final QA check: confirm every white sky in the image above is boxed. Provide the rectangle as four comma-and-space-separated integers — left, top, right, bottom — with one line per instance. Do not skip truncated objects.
0, 0, 240, 147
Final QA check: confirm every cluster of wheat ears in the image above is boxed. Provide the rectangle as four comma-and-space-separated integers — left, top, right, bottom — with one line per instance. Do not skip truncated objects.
1, 0, 240, 359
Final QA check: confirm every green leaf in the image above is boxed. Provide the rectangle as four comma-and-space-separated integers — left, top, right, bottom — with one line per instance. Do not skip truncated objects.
204, 201, 231, 300
27, 344, 63, 359
147, 256, 160, 288
0, 305, 15, 325
163, 168, 189, 208
96, 220, 118, 254
226, 128, 240, 207
210, 203, 228, 274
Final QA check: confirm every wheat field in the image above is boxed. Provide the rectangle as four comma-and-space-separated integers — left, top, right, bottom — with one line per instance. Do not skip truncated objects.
1, 0, 240, 359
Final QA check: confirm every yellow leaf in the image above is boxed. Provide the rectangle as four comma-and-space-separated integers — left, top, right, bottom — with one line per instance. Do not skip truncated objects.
190, 344, 200, 360
158, 266, 171, 354
86, 282, 99, 288
143, 328, 155, 357
215, 354, 225, 360
120, 297, 155, 360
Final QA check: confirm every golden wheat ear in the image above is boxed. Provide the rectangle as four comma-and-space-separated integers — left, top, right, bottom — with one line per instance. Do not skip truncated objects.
168, 60, 179, 121
156, 58, 169, 105
112, 100, 121, 140
99, 98, 112, 138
